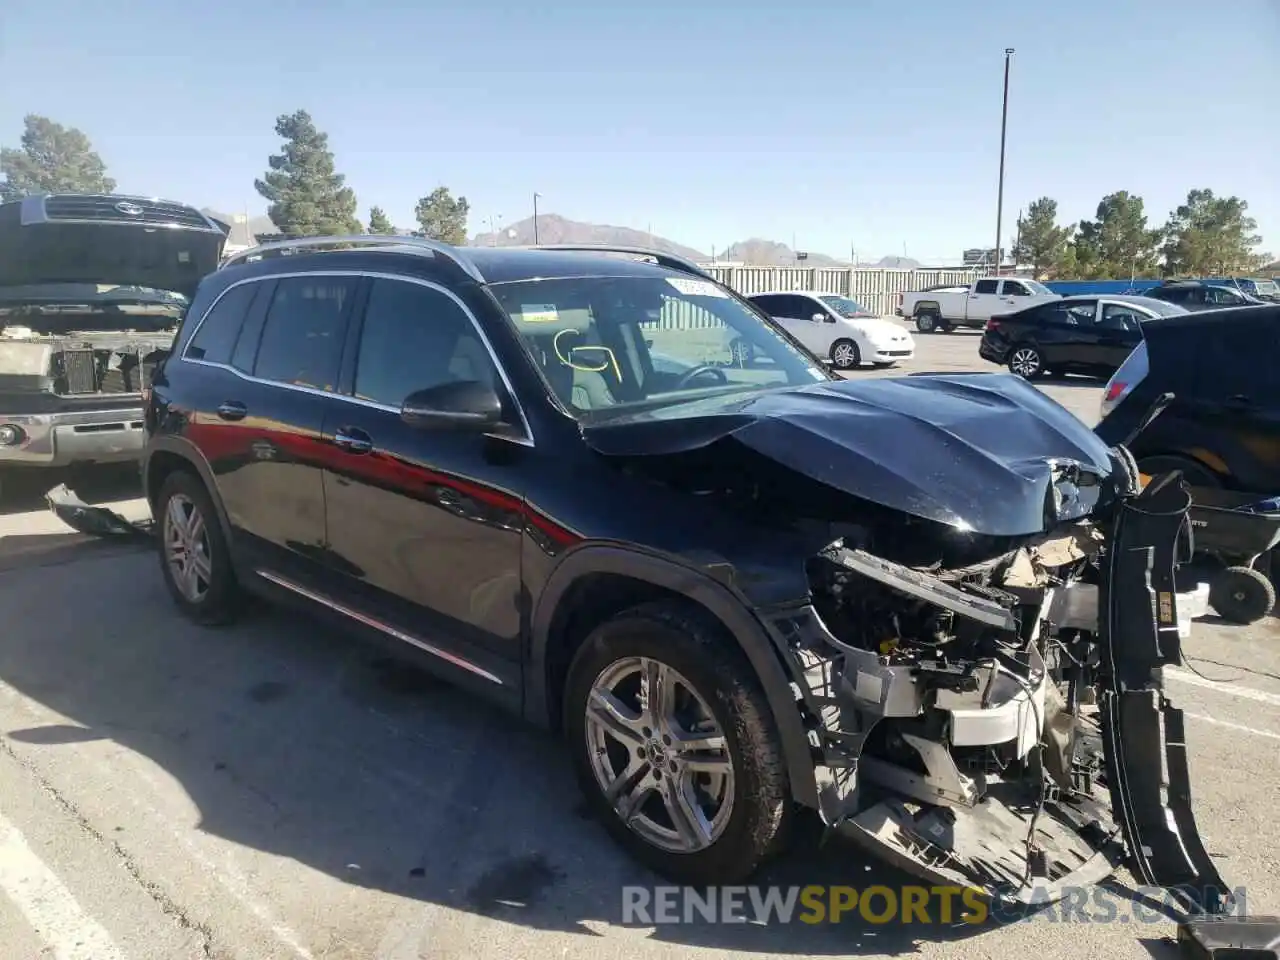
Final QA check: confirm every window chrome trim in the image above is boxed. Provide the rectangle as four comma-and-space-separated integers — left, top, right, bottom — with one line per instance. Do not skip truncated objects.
179, 270, 535, 447
255, 569, 504, 685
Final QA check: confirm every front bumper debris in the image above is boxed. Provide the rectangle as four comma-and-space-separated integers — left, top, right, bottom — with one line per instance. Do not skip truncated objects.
765, 459, 1235, 912
45, 483, 152, 540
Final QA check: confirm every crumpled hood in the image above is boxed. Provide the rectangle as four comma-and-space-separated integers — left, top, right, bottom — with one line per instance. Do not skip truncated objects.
583, 373, 1114, 536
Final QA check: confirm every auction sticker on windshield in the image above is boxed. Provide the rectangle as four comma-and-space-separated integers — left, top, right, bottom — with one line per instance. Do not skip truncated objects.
518, 304, 560, 323
665, 277, 727, 298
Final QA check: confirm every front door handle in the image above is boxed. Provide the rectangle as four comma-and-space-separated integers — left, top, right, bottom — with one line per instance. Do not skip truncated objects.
216, 401, 247, 421
333, 427, 373, 454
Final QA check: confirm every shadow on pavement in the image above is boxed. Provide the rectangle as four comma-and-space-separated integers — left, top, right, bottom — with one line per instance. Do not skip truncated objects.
0, 462, 142, 517
0, 547, 1001, 955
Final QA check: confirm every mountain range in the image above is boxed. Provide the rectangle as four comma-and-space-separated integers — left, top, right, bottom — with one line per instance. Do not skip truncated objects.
204, 208, 921, 269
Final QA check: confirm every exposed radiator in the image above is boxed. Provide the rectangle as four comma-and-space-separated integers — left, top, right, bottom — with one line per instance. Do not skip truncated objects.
53, 348, 159, 396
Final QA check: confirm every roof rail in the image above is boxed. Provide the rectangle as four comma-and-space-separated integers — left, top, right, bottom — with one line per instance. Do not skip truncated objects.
514, 244, 713, 280
220, 234, 484, 282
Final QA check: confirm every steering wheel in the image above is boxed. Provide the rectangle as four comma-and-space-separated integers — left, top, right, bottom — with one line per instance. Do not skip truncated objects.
674, 364, 729, 390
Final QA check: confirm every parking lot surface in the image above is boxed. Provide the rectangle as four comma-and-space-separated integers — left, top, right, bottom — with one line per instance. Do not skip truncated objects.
1, 329, 1277, 960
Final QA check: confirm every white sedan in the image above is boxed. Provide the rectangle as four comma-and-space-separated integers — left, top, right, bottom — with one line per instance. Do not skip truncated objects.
746, 290, 915, 370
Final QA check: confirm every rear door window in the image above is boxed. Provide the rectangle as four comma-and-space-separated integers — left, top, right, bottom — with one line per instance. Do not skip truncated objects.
253, 276, 359, 391
974, 279, 999, 295
185, 283, 258, 364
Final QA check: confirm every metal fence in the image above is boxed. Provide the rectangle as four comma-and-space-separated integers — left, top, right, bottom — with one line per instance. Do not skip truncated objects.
652, 265, 982, 330
703, 265, 981, 315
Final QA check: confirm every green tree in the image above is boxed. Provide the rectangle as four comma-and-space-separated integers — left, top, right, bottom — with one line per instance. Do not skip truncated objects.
367, 206, 395, 235
1161, 189, 1263, 276
1053, 241, 1082, 280
1012, 197, 1072, 278
0, 114, 116, 201
254, 110, 360, 235
413, 187, 469, 245
1073, 191, 1163, 280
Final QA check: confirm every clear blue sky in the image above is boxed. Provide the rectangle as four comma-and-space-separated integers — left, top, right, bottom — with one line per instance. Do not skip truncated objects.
4, 0, 1277, 264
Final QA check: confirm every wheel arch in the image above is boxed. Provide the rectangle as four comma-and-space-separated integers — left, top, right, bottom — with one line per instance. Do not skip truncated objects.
143, 437, 233, 544
912, 300, 941, 317
527, 545, 819, 808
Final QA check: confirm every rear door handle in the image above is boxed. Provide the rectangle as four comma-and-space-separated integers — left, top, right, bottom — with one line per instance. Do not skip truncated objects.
333, 427, 373, 454
216, 401, 247, 421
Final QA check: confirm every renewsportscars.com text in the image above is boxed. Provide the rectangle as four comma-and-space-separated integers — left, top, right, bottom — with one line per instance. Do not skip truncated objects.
621, 884, 1248, 926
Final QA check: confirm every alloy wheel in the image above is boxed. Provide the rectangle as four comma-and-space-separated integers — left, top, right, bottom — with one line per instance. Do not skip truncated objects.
163, 493, 213, 603
584, 656, 735, 854
1009, 347, 1042, 378
831, 341, 858, 369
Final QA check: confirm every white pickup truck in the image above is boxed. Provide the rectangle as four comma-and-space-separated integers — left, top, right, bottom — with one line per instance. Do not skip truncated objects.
896, 277, 1060, 333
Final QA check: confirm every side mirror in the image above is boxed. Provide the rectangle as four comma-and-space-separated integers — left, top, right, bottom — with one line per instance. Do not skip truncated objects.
811, 312, 827, 323
401, 380, 504, 431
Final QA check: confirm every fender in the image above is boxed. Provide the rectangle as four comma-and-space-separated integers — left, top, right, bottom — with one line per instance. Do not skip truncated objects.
142, 435, 234, 546
527, 543, 819, 808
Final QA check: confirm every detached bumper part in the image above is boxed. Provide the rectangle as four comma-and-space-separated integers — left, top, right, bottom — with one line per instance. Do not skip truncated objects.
45, 483, 152, 540
1178, 916, 1280, 959
1099, 472, 1232, 915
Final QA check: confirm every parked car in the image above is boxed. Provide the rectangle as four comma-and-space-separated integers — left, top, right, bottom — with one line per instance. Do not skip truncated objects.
0, 194, 228, 499
140, 236, 1223, 907
1143, 280, 1267, 311
978, 295, 1188, 379
1206, 277, 1280, 303
744, 290, 913, 370
1096, 303, 1280, 493
897, 277, 1059, 333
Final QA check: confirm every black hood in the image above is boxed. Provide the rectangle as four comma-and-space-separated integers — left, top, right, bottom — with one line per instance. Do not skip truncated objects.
583, 374, 1115, 537
0, 195, 227, 299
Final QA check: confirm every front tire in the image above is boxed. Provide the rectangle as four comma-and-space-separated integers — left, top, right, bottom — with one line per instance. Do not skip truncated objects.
830, 338, 860, 370
563, 601, 791, 885
156, 470, 242, 626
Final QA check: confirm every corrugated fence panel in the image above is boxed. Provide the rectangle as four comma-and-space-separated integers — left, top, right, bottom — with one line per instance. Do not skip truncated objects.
695, 265, 982, 316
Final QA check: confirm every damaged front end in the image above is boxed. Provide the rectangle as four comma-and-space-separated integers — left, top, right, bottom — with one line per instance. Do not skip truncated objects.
766, 450, 1230, 911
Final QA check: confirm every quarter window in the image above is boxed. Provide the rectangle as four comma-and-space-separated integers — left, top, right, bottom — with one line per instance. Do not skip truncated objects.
253, 276, 358, 391
185, 283, 258, 364
354, 279, 497, 407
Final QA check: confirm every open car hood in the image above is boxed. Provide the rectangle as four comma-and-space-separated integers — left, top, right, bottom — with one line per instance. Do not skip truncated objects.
0, 195, 227, 299
583, 373, 1114, 537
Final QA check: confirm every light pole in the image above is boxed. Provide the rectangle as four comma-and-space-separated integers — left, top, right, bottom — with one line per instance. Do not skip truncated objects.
533, 192, 541, 245
994, 47, 1014, 277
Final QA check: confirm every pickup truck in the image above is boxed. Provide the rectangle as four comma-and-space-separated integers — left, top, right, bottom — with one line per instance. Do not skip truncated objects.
896, 277, 1060, 333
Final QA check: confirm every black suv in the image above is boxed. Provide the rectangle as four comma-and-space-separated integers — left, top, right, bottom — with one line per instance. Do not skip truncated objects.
1096, 303, 1280, 492
142, 236, 1227, 909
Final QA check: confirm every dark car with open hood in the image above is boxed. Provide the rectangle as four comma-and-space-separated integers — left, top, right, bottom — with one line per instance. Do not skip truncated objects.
140, 236, 1238, 920
0, 194, 227, 497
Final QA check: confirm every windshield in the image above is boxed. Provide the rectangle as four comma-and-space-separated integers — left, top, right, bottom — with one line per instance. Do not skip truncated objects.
489, 274, 832, 421
1253, 280, 1278, 296
1142, 298, 1190, 317
819, 295, 874, 317
1021, 280, 1054, 296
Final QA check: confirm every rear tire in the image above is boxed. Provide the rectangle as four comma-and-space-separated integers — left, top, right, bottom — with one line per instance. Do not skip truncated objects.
1007, 344, 1045, 379
1136, 455, 1222, 490
915, 311, 939, 333
1209, 566, 1276, 624
155, 470, 242, 626
563, 601, 792, 885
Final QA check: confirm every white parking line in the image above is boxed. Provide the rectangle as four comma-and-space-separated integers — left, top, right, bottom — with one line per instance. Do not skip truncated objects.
1185, 712, 1280, 741
1166, 667, 1280, 708
0, 810, 127, 960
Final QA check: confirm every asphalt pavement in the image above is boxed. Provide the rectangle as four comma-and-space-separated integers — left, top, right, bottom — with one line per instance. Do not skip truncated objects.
1, 328, 1277, 960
